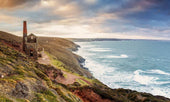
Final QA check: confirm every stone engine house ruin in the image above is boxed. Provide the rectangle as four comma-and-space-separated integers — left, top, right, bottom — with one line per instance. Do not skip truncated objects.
23, 21, 38, 59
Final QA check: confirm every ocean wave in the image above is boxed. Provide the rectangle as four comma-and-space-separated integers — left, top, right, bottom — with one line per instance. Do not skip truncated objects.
148, 69, 170, 75
75, 42, 97, 48
81, 56, 116, 76
83, 45, 97, 48
88, 48, 112, 52
74, 47, 96, 57
102, 70, 170, 98
133, 70, 158, 85
106, 54, 128, 58
75, 41, 170, 98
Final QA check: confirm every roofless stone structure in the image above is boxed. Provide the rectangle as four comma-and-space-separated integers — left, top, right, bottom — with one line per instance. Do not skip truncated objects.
23, 21, 38, 59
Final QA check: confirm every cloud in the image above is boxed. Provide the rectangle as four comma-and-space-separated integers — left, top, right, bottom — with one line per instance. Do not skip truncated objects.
0, 0, 170, 40
84, 0, 97, 4
0, 0, 40, 9
53, 2, 81, 18
0, 13, 19, 22
105, 0, 160, 15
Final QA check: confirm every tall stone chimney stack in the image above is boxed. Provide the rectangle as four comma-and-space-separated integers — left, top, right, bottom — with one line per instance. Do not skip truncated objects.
23, 21, 27, 51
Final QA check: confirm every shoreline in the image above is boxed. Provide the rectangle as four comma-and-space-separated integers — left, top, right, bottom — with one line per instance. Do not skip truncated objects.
73, 41, 170, 99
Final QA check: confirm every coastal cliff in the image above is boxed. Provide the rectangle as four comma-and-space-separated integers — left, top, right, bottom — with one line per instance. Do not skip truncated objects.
0, 31, 169, 102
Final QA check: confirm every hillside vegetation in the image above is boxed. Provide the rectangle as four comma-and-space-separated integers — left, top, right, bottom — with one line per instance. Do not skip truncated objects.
0, 31, 170, 102
0, 31, 92, 78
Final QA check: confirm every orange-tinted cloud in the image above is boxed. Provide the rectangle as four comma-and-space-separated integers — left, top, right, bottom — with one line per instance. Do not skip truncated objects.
0, 0, 170, 40
0, 0, 39, 8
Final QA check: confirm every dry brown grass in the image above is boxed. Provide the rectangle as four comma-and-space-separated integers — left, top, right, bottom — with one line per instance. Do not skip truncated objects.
0, 31, 22, 43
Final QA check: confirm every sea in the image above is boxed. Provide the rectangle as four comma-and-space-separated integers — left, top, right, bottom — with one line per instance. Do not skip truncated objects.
74, 40, 170, 98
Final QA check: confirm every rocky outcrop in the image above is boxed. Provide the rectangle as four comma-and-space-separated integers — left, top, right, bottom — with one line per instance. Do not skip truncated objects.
75, 54, 85, 64
12, 82, 29, 98
71, 87, 115, 102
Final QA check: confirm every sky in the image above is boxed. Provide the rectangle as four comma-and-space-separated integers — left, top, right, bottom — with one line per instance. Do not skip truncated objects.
0, 0, 170, 40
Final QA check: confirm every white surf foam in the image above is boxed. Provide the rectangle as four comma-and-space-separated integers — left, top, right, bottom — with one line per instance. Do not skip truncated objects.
106, 54, 128, 58
84, 58, 116, 78
88, 48, 112, 52
105, 70, 170, 98
74, 42, 170, 98
75, 42, 97, 49
133, 70, 159, 85
149, 69, 170, 75
74, 42, 116, 78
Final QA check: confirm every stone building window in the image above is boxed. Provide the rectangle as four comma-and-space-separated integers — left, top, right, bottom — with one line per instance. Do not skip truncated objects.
31, 36, 33, 39
30, 49, 34, 56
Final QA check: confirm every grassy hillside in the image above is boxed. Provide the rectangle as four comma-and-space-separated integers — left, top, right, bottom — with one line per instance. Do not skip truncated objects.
0, 31, 92, 78
0, 31, 169, 102
0, 41, 83, 102
38, 37, 92, 78
0, 31, 21, 43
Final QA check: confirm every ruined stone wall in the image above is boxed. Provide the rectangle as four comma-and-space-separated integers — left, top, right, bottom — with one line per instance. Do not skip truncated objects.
25, 43, 38, 59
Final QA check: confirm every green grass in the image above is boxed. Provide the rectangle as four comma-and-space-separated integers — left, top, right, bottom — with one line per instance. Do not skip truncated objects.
46, 51, 94, 87
16, 98, 29, 102
0, 96, 13, 102
75, 79, 88, 86
54, 87, 75, 102
32, 93, 48, 102
38, 90, 59, 102
45, 52, 69, 72
34, 68, 53, 87
5, 75, 25, 81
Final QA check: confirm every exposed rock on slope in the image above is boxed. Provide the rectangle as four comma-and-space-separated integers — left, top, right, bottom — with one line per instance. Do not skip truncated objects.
12, 82, 29, 98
